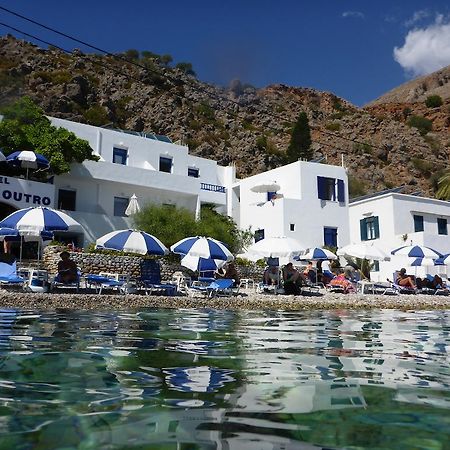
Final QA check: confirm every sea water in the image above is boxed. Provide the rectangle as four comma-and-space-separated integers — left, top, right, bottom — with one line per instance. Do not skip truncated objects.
0, 308, 449, 449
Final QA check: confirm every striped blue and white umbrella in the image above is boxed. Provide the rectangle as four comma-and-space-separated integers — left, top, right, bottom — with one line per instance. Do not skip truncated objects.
435, 254, 450, 265
391, 245, 441, 259
96, 229, 168, 255
0, 207, 83, 236
180, 254, 226, 272
0, 227, 53, 242
6, 150, 50, 170
410, 257, 438, 267
171, 236, 233, 262
300, 247, 337, 261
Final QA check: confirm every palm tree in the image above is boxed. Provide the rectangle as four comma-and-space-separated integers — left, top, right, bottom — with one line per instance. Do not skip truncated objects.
436, 170, 450, 200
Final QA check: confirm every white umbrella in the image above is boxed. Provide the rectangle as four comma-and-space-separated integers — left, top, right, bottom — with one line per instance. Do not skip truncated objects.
0, 150, 5, 162
125, 194, 141, 216
246, 236, 304, 264
250, 181, 280, 193
337, 243, 390, 261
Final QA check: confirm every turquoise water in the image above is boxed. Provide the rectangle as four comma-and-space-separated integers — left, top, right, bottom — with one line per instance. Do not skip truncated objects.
0, 308, 449, 450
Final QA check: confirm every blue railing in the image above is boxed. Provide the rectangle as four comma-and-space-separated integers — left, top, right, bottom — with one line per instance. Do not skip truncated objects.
200, 183, 226, 193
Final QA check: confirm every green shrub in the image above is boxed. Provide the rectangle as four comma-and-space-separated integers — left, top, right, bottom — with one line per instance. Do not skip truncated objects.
348, 175, 367, 198
83, 104, 110, 126
242, 119, 256, 131
412, 157, 435, 176
407, 115, 432, 135
425, 95, 443, 108
325, 122, 341, 131
195, 102, 215, 121
34, 70, 72, 85
353, 142, 372, 155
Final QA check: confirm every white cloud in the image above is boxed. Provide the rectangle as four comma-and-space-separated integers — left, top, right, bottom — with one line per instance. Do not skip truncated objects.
404, 10, 430, 27
342, 11, 364, 19
394, 15, 450, 76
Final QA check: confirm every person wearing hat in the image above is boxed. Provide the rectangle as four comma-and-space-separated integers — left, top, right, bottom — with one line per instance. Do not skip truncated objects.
396, 268, 416, 289
57, 251, 78, 284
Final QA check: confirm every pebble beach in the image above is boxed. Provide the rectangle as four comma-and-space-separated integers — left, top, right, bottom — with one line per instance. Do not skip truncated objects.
1, 289, 450, 311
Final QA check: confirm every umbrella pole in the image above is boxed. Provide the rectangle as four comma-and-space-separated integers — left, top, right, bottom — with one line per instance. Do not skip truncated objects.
19, 235, 23, 265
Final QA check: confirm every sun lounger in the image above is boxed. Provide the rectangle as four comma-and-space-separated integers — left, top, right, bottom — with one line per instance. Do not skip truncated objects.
85, 273, 126, 294
0, 260, 25, 288
51, 269, 81, 293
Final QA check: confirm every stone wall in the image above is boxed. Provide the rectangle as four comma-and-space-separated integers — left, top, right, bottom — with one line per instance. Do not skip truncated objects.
43, 246, 265, 283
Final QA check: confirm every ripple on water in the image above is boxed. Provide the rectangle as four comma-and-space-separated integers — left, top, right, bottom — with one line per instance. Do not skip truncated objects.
0, 308, 448, 449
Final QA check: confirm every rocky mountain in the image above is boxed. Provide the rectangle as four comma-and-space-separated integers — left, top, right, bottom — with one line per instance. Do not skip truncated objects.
1, 34, 449, 198
368, 65, 450, 105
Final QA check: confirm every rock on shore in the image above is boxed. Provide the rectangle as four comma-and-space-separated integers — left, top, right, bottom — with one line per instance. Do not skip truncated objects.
1, 290, 449, 311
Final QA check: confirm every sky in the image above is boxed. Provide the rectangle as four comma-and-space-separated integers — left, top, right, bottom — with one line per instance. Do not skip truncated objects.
0, 1, 449, 106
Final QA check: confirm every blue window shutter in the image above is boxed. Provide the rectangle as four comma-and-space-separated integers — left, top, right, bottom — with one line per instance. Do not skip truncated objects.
337, 179, 345, 203
317, 177, 326, 200
360, 218, 368, 241
267, 191, 276, 201
374, 216, 380, 238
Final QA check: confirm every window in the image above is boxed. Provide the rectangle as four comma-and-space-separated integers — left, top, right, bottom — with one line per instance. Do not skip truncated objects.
58, 189, 76, 211
159, 156, 172, 173
437, 218, 448, 235
317, 177, 345, 203
413, 215, 424, 232
372, 261, 380, 272
114, 196, 129, 217
267, 191, 277, 201
360, 216, 380, 241
324, 227, 337, 247
188, 167, 199, 178
113, 147, 127, 165
290, 223, 295, 232
254, 229, 265, 243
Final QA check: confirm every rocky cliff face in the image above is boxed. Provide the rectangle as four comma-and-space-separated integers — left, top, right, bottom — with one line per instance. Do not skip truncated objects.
1, 35, 449, 198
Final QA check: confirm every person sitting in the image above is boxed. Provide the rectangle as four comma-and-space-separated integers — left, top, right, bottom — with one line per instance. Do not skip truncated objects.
283, 263, 307, 295
216, 262, 240, 287
264, 266, 280, 286
321, 259, 334, 285
57, 251, 78, 284
431, 274, 446, 290
396, 268, 416, 289
303, 261, 316, 283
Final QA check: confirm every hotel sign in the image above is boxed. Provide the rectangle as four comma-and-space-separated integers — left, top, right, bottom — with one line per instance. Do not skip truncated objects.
0, 176, 55, 209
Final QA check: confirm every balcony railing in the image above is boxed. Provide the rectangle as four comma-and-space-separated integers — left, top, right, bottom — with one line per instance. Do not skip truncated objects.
200, 183, 226, 193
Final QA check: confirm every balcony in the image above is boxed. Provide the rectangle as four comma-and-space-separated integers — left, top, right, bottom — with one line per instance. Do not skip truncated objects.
200, 183, 226, 193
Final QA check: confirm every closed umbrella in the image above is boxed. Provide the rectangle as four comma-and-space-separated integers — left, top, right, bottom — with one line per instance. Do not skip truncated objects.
125, 194, 141, 217
6, 150, 50, 179
171, 236, 233, 262
96, 229, 168, 255
337, 243, 390, 261
391, 244, 441, 259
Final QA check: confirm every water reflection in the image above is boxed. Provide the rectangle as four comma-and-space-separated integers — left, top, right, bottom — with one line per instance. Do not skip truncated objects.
0, 308, 449, 449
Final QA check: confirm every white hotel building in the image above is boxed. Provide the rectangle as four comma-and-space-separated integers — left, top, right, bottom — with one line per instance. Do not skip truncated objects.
349, 191, 450, 281
2, 117, 449, 273
0, 117, 350, 250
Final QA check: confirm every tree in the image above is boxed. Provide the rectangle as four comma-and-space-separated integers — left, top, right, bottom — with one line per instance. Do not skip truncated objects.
0, 97, 99, 175
425, 95, 443, 108
286, 112, 313, 162
175, 62, 196, 76
133, 204, 251, 254
436, 171, 450, 200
